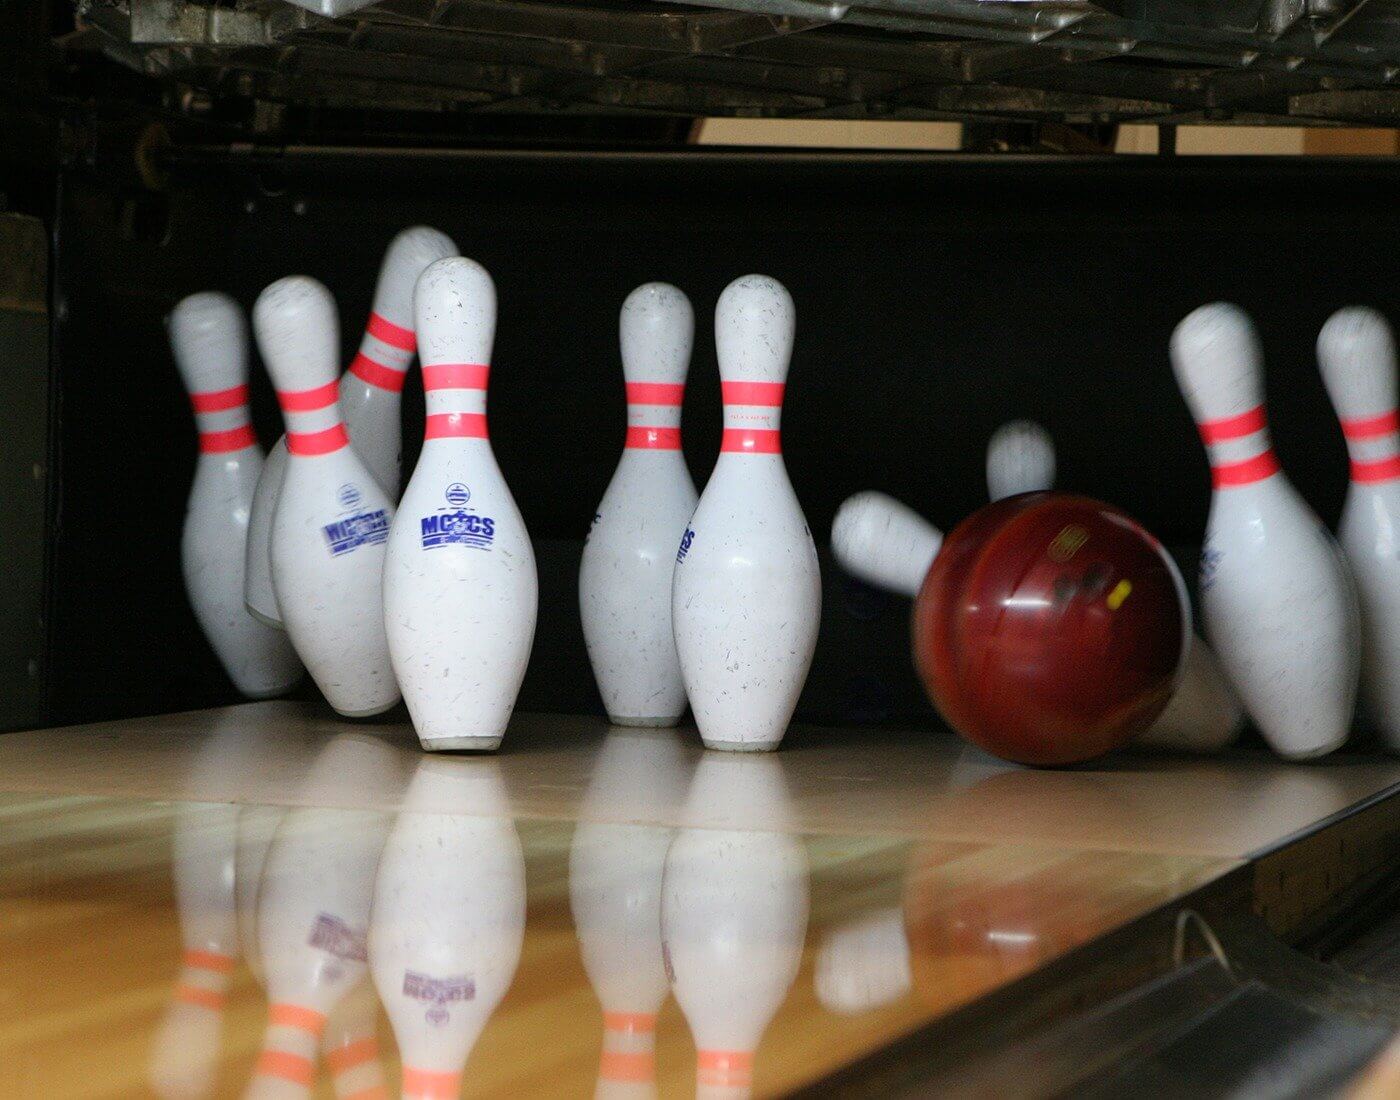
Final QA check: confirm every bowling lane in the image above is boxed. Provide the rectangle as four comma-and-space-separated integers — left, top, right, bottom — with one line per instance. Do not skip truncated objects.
0, 715, 1236, 1098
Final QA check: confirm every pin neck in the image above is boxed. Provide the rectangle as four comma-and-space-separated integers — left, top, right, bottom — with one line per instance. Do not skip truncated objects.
189, 383, 256, 454
1197, 404, 1278, 488
401, 1066, 462, 1100
720, 380, 784, 455
277, 380, 349, 455
1340, 409, 1400, 484
347, 310, 415, 393
423, 362, 490, 440
696, 1050, 754, 1090
625, 380, 684, 450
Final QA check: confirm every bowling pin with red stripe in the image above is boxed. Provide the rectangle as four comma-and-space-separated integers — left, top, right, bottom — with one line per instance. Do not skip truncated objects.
1171, 302, 1359, 758
384, 257, 537, 751
580, 283, 698, 728
245, 227, 457, 629
1317, 306, 1400, 751
253, 276, 400, 718
672, 275, 821, 752
170, 292, 302, 699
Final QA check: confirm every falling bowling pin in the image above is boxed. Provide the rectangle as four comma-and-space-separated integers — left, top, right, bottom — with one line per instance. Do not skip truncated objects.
1170, 302, 1359, 759
370, 757, 525, 1100
245, 227, 457, 628
1317, 306, 1400, 751
169, 293, 302, 698
672, 275, 821, 752
985, 419, 1055, 503
580, 283, 698, 728
254, 276, 399, 717
384, 257, 537, 751
661, 754, 808, 1099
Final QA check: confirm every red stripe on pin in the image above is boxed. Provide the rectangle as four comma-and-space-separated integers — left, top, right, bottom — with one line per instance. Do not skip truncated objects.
287, 424, 349, 455
721, 428, 781, 454
366, 311, 415, 352
1212, 449, 1280, 487
1199, 404, 1267, 444
722, 380, 785, 406
425, 412, 488, 439
626, 382, 685, 406
349, 353, 407, 393
1352, 455, 1400, 483
199, 425, 257, 453
626, 426, 681, 450
277, 380, 339, 413
422, 363, 489, 391
189, 384, 249, 413
1341, 410, 1400, 440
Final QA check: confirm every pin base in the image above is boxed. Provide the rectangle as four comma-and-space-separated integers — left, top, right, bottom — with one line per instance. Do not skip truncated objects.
239, 682, 301, 702
608, 714, 683, 729
331, 698, 401, 719
419, 735, 504, 753
245, 605, 285, 630
701, 738, 781, 753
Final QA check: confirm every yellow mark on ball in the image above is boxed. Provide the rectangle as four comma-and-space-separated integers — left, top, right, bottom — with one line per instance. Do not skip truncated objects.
1048, 525, 1089, 562
1106, 580, 1132, 609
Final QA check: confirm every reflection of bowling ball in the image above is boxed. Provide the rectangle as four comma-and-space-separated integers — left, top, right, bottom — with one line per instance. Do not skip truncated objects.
912, 492, 1186, 766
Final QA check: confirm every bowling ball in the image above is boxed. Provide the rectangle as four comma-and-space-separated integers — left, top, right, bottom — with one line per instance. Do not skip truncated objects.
912, 492, 1186, 766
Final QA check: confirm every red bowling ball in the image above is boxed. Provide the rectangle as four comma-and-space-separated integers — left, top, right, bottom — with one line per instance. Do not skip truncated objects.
912, 492, 1187, 766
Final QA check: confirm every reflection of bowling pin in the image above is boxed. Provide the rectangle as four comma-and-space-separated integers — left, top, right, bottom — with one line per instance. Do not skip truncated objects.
246, 736, 401, 1099
814, 909, 911, 1016
985, 420, 1055, 503
384, 257, 537, 751
149, 803, 240, 1099
1171, 303, 1359, 758
254, 276, 399, 717
580, 284, 698, 728
236, 804, 286, 988
322, 980, 388, 1100
672, 275, 821, 752
662, 755, 808, 1099
1318, 307, 1400, 752
370, 758, 526, 1100
570, 730, 693, 1099
246, 227, 457, 628
169, 292, 302, 697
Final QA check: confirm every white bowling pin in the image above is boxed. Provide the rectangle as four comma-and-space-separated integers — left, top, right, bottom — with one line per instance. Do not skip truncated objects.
1318, 306, 1400, 751
830, 491, 942, 598
254, 276, 399, 717
580, 284, 698, 728
985, 419, 1055, 503
662, 755, 808, 1099
570, 730, 694, 1099
370, 758, 525, 1100
170, 292, 302, 697
672, 275, 821, 752
383, 257, 537, 751
1171, 302, 1359, 759
246, 735, 401, 1099
149, 802, 240, 1099
245, 227, 457, 627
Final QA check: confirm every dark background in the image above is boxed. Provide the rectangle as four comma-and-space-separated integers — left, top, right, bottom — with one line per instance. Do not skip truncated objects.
37, 149, 1398, 732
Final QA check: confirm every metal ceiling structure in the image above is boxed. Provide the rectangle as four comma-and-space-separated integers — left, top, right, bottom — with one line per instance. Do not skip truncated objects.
58, 0, 1400, 126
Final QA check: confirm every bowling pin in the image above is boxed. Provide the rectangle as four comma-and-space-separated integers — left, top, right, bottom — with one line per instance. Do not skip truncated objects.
169, 292, 302, 698
246, 735, 401, 1099
986, 419, 1055, 503
580, 284, 698, 728
672, 275, 821, 752
1318, 307, 1400, 751
245, 227, 458, 627
569, 729, 694, 1099
370, 757, 525, 1100
321, 981, 388, 1100
383, 257, 537, 751
662, 755, 808, 1099
1171, 302, 1359, 759
254, 276, 400, 717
